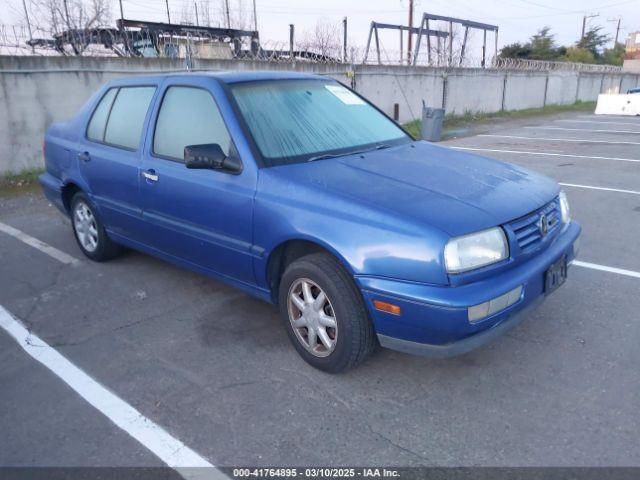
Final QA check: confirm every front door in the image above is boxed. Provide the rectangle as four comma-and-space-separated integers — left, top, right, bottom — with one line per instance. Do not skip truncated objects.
139, 82, 256, 286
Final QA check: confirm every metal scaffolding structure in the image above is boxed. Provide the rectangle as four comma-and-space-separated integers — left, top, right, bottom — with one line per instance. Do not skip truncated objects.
363, 21, 448, 65
412, 13, 499, 67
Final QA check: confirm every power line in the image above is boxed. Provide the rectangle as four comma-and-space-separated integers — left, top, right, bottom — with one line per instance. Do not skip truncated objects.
515, 0, 576, 13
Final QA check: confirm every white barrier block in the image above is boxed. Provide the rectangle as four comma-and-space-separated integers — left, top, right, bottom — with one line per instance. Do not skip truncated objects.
595, 94, 640, 116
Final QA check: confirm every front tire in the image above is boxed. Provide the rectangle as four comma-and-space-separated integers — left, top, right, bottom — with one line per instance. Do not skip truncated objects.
70, 192, 121, 262
279, 253, 377, 373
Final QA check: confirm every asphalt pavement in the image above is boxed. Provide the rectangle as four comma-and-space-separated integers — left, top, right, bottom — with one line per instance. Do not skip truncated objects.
1, 110, 639, 470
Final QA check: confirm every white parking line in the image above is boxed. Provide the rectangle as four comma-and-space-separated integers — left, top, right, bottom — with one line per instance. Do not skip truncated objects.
478, 134, 640, 146
450, 146, 640, 163
556, 119, 640, 126
559, 183, 640, 196
0, 304, 225, 478
573, 261, 640, 279
577, 114, 640, 121
0, 221, 80, 265
524, 126, 640, 134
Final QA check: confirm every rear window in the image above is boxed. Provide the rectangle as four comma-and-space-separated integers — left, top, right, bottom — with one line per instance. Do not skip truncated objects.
87, 86, 156, 150
104, 87, 156, 150
87, 88, 117, 142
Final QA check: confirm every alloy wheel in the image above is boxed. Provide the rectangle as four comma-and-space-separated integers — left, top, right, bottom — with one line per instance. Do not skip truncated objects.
287, 278, 338, 357
73, 201, 99, 252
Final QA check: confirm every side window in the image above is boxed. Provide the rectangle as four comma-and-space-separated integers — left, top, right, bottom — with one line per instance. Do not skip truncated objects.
103, 86, 156, 150
153, 86, 232, 161
87, 88, 117, 142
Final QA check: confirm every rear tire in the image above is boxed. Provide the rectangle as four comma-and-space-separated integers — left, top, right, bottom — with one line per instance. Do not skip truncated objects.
70, 192, 121, 262
278, 252, 377, 373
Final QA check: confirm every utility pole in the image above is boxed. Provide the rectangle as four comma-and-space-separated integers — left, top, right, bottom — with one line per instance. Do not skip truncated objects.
225, 0, 231, 29
62, 0, 71, 29
448, 20, 453, 66
608, 17, 622, 46
581, 14, 599, 41
289, 24, 294, 60
343, 17, 348, 63
407, 0, 414, 64
253, 0, 258, 32
118, 0, 130, 54
165, 0, 171, 23
194, 2, 199, 26
21, 0, 34, 53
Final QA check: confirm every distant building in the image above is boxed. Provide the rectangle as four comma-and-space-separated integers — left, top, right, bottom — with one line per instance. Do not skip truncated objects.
625, 31, 640, 58
622, 31, 640, 72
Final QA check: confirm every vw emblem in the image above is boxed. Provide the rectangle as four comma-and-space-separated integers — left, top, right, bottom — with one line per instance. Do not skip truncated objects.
539, 213, 549, 236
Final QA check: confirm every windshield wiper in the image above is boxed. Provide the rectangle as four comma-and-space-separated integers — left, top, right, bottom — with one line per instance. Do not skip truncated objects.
307, 153, 346, 162
307, 144, 392, 162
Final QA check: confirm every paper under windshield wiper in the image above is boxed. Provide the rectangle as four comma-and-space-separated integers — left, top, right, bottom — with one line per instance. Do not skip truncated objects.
307, 144, 392, 162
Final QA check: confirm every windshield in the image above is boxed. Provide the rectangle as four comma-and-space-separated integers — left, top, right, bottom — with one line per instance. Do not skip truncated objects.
229, 79, 411, 166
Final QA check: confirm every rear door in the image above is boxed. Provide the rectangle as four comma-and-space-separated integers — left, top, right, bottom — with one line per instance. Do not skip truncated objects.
138, 78, 258, 286
79, 83, 157, 240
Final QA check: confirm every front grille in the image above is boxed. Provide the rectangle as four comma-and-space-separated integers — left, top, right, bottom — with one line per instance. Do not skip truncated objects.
509, 198, 561, 254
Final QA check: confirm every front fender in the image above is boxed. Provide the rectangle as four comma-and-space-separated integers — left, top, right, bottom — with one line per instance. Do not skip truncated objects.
253, 171, 450, 290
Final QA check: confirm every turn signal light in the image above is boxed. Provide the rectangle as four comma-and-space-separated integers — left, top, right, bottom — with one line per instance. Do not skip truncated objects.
373, 300, 402, 315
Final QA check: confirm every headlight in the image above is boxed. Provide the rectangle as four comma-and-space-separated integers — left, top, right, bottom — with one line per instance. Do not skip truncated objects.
559, 190, 570, 224
444, 227, 509, 274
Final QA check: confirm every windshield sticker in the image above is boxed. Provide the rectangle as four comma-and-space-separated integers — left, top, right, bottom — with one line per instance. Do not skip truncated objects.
325, 85, 365, 105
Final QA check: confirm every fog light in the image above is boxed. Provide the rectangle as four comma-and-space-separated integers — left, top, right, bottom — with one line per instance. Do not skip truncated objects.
468, 285, 523, 323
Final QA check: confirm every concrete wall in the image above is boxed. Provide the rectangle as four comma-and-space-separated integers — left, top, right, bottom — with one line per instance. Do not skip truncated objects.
545, 72, 579, 105
576, 73, 604, 102
503, 72, 547, 110
355, 66, 443, 123
1, 55, 639, 174
620, 74, 640, 93
601, 74, 622, 94
623, 59, 640, 73
444, 69, 504, 115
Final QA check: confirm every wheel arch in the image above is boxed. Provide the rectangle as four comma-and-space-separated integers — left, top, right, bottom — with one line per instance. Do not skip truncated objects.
265, 238, 356, 305
61, 181, 83, 212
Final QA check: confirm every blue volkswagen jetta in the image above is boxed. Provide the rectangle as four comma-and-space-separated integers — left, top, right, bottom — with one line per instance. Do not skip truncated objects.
40, 72, 581, 372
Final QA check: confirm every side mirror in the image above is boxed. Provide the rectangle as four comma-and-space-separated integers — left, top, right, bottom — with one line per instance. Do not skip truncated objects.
184, 144, 242, 174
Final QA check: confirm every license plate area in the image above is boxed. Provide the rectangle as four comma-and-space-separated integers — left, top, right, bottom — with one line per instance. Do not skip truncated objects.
545, 256, 567, 294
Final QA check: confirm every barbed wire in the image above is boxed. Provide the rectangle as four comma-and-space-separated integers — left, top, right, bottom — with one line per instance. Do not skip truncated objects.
492, 57, 622, 73
0, 24, 623, 73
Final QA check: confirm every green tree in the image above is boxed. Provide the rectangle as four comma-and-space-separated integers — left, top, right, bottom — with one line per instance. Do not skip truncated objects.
499, 27, 563, 61
529, 26, 560, 60
562, 47, 595, 64
577, 26, 610, 59
601, 42, 625, 66
499, 42, 532, 59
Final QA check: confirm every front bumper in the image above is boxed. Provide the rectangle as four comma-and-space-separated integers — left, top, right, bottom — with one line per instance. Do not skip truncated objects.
356, 220, 581, 358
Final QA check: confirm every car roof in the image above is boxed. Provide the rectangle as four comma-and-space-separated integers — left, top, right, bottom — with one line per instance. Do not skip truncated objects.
106, 70, 326, 87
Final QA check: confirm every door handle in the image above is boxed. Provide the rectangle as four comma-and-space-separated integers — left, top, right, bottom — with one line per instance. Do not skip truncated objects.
142, 169, 159, 182
78, 151, 91, 163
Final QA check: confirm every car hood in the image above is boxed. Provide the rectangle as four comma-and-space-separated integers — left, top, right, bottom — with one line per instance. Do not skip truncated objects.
267, 141, 559, 237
